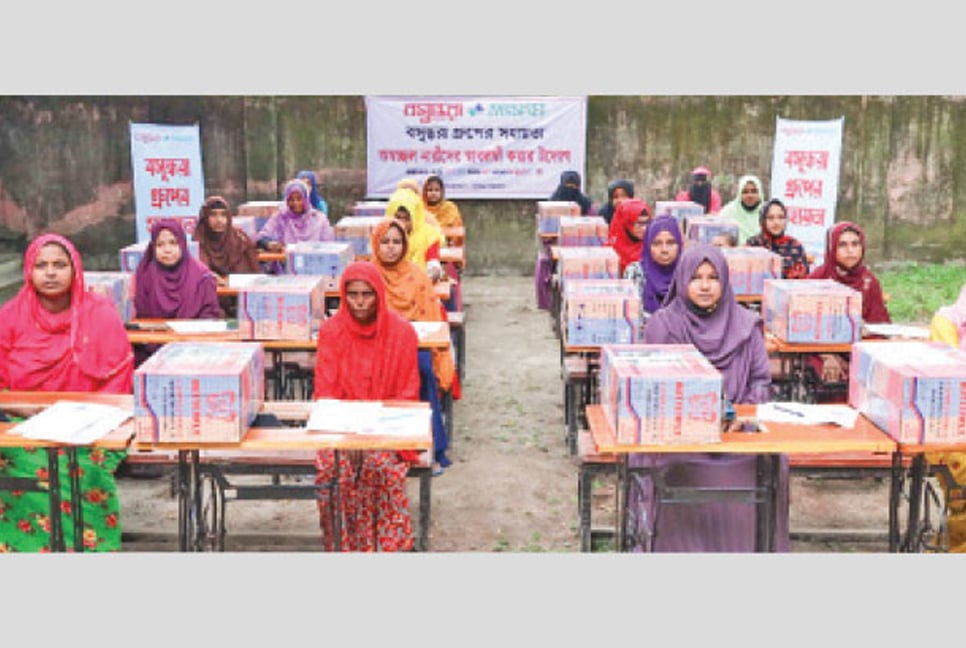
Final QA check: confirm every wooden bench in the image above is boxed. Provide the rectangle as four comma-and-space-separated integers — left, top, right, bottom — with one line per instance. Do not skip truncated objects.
576, 429, 618, 552
447, 310, 466, 382
562, 354, 591, 455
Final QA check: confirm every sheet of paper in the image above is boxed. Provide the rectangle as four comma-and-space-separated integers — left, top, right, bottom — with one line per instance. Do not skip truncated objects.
166, 319, 230, 333
306, 399, 382, 433
756, 402, 860, 428
862, 323, 930, 339
410, 321, 444, 338
227, 274, 264, 289
375, 407, 432, 437
12, 401, 133, 445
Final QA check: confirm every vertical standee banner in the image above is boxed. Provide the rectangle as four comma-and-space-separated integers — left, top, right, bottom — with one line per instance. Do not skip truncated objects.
770, 116, 844, 268
365, 96, 587, 199
129, 122, 205, 243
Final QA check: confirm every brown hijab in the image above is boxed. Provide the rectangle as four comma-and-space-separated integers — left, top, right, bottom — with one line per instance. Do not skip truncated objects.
192, 195, 260, 277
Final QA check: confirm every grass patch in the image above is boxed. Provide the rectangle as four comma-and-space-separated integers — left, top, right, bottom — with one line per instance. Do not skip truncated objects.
877, 261, 966, 323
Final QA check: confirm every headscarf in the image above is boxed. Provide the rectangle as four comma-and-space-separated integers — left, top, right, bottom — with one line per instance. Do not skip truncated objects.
598, 179, 635, 225
549, 170, 592, 215
0, 233, 133, 391
935, 282, 966, 351
644, 243, 770, 404
808, 221, 891, 324
609, 198, 651, 275
421, 174, 463, 228
313, 261, 420, 401
384, 187, 444, 270
369, 219, 455, 392
719, 175, 764, 243
192, 195, 261, 277
134, 219, 222, 319
687, 166, 713, 213
257, 179, 335, 245
640, 215, 683, 314
296, 170, 329, 215
745, 198, 810, 279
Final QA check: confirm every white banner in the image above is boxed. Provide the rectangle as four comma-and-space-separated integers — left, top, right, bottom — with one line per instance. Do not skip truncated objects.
365, 96, 587, 199
770, 116, 844, 267
129, 122, 205, 242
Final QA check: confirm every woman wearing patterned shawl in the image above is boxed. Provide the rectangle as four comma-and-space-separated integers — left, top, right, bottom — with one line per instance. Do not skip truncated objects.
745, 198, 810, 279
257, 179, 335, 252
626, 244, 787, 552
0, 234, 134, 551
313, 262, 420, 551
370, 219, 456, 473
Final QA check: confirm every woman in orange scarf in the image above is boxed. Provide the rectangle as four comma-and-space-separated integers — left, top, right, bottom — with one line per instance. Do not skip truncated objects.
421, 174, 463, 228
370, 219, 455, 474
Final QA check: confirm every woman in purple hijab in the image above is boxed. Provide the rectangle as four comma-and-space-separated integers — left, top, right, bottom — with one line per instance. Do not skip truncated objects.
133, 219, 222, 364
257, 179, 335, 252
639, 215, 683, 319
626, 243, 789, 552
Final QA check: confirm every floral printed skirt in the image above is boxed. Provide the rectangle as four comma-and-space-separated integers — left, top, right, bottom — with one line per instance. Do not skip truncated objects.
0, 447, 126, 552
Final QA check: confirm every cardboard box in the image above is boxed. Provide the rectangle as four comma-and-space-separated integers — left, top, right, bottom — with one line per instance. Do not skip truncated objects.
83, 271, 134, 322
722, 247, 783, 295
237, 200, 281, 218
236, 275, 327, 340
762, 279, 862, 343
562, 279, 641, 346
556, 246, 620, 285
598, 344, 723, 445
232, 216, 259, 240
536, 200, 580, 234
119, 240, 200, 272
849, 341, 966, 444
352, 201, 389, 216
685, 216, 740, 247
285, 241, 354, 290
134, 341, 264, 443
558, 216, 608, 246
654, 200, 705, 231
334, 216, 384, 256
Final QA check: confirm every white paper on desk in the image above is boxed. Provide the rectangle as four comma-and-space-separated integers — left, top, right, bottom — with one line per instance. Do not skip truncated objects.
862, 323, 930, 339
375, 407, 432, 437
227, 274, 264, 289
757, 402, 860, 428
165, 319, 229, 334
306, 399, 382, 434
12, 401, 132, 445
410, 321, 444, 338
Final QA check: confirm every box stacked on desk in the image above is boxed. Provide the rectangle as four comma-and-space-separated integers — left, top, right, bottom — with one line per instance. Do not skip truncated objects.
722, 247, 783, 296
562, 279, 642, 346
762, 279, 862, 343
685, 216, 740, 247
334, 216, 384, 256
849, 341, 966, 444
237, 200, 281, 218
598, 344, 723, 445
536, 200, 580, 235
654, 200, 705, 231
84, 271, 134, 322
558, 215, 608, 246
119, 240, 200, 272
134, 341, 265, 443
285, 241, 354, 291
556, 246, 619, 283
232, 216, 261, 240
352, 201, 389, 216
236, 275, 327, 340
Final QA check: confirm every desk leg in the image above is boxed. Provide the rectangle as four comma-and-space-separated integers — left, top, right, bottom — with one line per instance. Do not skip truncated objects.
418, 468, 431, 552
332, 450, 342, 552
67, 448, 84, 552
888, 451, 904, 552
615, 456, 628, 552
578, 462, 592, 552
46, 448, 65, 552
176, 450, 201, 552
903, 454, 927, 553
756, 455, 778, 553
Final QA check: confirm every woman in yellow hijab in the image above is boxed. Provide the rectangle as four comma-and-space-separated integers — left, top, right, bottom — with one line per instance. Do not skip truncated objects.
384, 186, 445, 282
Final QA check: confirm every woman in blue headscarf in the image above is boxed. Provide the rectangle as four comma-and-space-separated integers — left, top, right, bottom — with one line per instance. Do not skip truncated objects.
296, 169, 329, 216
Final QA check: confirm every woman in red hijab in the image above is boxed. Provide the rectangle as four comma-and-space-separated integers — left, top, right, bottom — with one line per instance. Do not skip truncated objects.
608, 198, 652, 276
313, 261, 420, 551
0, 234, 134, 552
807, 221, 891, 389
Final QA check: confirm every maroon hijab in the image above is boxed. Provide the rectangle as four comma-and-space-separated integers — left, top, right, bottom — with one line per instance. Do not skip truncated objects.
134, 219, 222, 319
644, 243, 770, 403
808, 221, 891, 324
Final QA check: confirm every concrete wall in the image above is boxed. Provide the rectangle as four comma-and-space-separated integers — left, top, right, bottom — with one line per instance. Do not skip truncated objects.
1, 95, 963, 276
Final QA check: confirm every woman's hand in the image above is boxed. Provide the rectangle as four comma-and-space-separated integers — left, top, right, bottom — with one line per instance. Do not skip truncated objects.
267, 241, 284, 253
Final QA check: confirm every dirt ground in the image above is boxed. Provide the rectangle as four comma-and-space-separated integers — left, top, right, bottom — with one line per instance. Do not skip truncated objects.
117, 274, 908, 553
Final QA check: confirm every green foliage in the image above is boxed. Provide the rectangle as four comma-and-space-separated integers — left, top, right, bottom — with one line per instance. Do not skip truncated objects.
877, 262, 966, 323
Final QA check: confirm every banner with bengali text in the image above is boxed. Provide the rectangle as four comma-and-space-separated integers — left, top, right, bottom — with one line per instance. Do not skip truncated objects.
129, 122, 205, 242
365, 96, 587, 199
770, 116, 844, 267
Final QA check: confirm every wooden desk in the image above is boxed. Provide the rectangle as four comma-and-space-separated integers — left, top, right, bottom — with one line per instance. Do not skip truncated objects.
587, 403, 896, 552
0, 408, 134, 552
441, 226, 465, 247
257, 251, 287, 264
440, 246, 464, 270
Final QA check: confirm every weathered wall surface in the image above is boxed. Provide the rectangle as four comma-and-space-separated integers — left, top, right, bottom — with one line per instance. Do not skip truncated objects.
1, 95, 963, 275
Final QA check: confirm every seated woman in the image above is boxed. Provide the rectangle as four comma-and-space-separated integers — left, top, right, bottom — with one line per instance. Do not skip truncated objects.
0, 234, 134, 552
807, 221, 890, 391
384, 186, 445, 283
597, 179, 634, 226
192, 195, 262, 317
639, 215, 683, 322
257, 179, 335, 272
549, 170, 594, 215
718, 174, 764, 243
627, 243, 788, 552
295, 169, 329, 216
674, 166, 722, 214
926, 279, 966, 552
608, 197, 652, 279
745, 198, 810, 279
133, 218, 222, 366
313, 262, 420, 552
421, 174, 463, 229
370, 219, 457, 474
